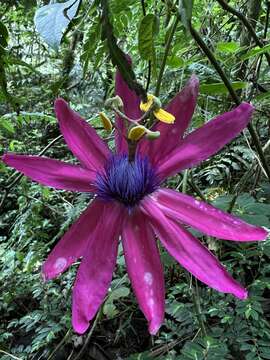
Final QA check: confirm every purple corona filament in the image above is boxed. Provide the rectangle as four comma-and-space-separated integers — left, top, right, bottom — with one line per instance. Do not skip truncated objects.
95, 154, 160, 207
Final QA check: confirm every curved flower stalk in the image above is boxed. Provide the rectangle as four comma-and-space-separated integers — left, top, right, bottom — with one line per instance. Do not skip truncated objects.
2, 70, 268, 336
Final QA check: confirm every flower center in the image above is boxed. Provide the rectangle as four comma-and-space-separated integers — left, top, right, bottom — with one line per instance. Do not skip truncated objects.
95, 154, 160, 207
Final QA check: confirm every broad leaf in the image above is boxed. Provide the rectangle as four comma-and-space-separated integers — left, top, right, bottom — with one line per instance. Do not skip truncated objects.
241, 44, 270, 61
0, 118, 15, 134
34, 0, 80, 50
200, 81, 247, 95
81, 20, 101, 76
216, 41, 240, 54
138, 14, 159, 61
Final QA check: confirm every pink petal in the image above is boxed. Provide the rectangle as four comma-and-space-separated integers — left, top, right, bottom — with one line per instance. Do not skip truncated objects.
141, 197, 248, 299
157, 103, 254, 180
72, 202, 124, 334
55, 98, 111, 171
42, 199, 105, 280
123, 209, 165, 335
139, 75, 199, 164
154, 189, 268, 241
2, 153, 96, 192
115, 65, 142, 153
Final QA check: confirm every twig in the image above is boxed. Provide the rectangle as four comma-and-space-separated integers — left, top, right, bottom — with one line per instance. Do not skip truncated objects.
0, 189, 7, 210
141, 0, 146, 16
0, 350, 22, 360
155, 16, 179, 97
216, 0, 270, 67
254, 0, 270, 80
5, 134, 63, 191
227, 138, 270, 212
47, 329, 72, 360
0, 132, 60, 212
188, 23, 270, 181
181, 173, 207, 337
72, 307, 103, 360
146, 61, 152, 92
149, 334, 192, 357
100, 0, 147, 101
192, 278, 207, 336
0, 125, 111, 212
188, 173, 207, 202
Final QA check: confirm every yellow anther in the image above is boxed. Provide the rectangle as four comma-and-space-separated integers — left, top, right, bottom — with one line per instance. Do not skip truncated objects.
128, 125, 146, 141
154, 108, 175, 124
140, 94, 175, 124
99, 112, 112, 131
140, 94, 155, 112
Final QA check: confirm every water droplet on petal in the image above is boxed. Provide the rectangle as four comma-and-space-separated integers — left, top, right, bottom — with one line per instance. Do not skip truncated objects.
144, 272, 153, 286
54, 257, 67, 272
233, 219, 241, 225
147, 298, 155, 309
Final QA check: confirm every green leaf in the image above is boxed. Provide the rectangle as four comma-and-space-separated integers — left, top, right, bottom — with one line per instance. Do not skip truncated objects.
0, 21, 9, 49
34, 0, 81, 50
239, 214, 270, 227
167, 55, 185, 69
254, 91, 270, 101
108, 286, 130, 301
0, 118, 15, 134
216, 41, 239, 53
200, 81, 247, 95
178, 0, 193, 30
110, 0, 133, 14
126, 352, 152, 360
4, 55, 40, 74
103, 303, 118, 318
81, 20, 101, 76
138, 14, 159, 61
240, 44, 270, 61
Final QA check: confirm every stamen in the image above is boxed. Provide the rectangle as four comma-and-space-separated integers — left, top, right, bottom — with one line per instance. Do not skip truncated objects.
128, 125, 146, 141
140, 93, 175, 124
99, 112, 113, 131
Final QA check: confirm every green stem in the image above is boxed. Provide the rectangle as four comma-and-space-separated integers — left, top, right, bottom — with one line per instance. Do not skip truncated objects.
155, 16, 179, 97
182, 169, 189, 194
146, 60, 152, 92
0, 350, 22, 360
192, 278, 207, 337
181, 172, 207, 336
189, 173, 207, 202
101, 0, 147, 101
5, 134, 63, 191
256, 1, 270, 76
188, 24, 270, 182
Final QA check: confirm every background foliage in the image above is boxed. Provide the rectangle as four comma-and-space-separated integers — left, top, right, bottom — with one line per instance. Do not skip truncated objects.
1, 0, 270, 359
